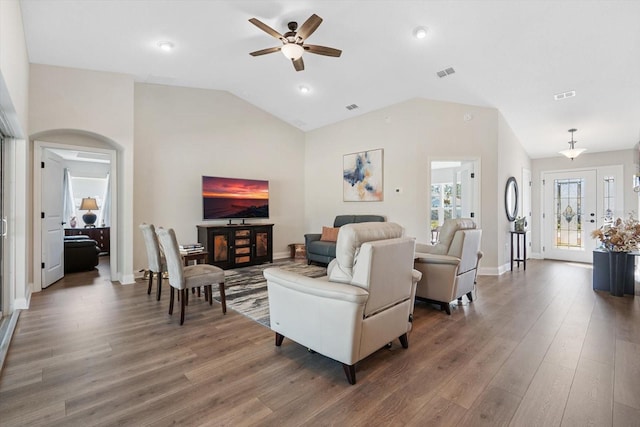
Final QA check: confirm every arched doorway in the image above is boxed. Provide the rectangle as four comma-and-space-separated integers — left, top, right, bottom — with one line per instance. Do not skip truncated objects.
32, 130, 120, 292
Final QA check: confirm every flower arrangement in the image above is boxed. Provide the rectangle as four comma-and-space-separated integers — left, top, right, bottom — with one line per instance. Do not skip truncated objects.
591, 212, 640, 252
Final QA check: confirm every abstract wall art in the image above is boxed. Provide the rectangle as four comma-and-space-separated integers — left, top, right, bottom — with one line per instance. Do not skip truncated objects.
343, 148, 383, 201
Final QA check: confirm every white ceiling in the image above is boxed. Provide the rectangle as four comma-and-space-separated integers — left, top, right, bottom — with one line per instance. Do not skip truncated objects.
19, 0, 640, 159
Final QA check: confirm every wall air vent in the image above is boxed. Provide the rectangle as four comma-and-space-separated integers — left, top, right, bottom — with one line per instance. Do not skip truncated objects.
437, 67, 456, 78
345, 104, 359, 111
554, 90, 576, 100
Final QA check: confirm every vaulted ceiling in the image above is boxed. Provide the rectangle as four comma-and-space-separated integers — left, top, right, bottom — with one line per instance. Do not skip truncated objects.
20, 0, 640, 158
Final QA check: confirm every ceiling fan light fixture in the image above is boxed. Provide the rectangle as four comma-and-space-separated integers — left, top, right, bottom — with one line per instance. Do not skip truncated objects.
281, 43, 304, 60
559, 128, 586, 160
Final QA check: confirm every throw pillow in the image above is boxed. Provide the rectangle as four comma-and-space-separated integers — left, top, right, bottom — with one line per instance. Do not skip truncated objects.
320, 226, 340, 242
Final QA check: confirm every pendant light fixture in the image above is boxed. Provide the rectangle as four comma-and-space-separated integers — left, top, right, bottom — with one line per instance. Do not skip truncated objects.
559, 128, 586, 160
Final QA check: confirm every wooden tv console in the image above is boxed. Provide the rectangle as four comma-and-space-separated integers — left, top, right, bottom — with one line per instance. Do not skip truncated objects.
196, 224, 273, 269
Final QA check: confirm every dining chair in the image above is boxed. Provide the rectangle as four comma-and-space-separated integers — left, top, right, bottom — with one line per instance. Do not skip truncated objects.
139, 223, 165, 301
156, 227, 226, 325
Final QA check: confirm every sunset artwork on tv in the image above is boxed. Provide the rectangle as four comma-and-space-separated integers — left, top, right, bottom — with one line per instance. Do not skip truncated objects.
202, 176, 269, 220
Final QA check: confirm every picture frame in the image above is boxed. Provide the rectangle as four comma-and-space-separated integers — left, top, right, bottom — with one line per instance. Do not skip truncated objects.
343, 148, 383, 202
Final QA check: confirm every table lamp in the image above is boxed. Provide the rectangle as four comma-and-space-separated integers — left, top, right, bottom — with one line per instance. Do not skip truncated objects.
80, 197, 99, 228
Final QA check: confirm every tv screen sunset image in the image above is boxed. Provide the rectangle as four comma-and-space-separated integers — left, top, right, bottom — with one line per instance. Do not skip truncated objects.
202, 176, 269, 219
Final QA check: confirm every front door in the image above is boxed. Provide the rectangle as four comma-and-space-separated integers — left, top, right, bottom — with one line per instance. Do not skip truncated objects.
42, 149, 65, 288
543, 170, 598, 263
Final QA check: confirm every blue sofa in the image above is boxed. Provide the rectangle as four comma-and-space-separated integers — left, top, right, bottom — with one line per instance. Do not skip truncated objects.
304, 215, 386, 265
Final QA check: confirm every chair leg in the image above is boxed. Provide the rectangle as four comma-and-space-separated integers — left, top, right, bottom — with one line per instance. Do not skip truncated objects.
466, 291, 474, 302
169, 287, 175, 315
442, 303, 451, 315
207, 285, 213, 306
156, 273, 162, 301
147, 272, 153, 295
180, 288, 186, 325
342, 364, 356, 385
275, 332, 285, 346
399, 333, 409, 349
218, 283, 227, 314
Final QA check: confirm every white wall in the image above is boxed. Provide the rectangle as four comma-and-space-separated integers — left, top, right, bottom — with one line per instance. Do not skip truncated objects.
29, 64, 135, 283
133, 83, 306, 271
304, 97, 504, 270
497, 113, 532, 271
0, 0, 29, 136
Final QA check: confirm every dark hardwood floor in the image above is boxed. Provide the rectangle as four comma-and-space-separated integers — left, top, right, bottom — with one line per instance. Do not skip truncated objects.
1, 257, 639, 426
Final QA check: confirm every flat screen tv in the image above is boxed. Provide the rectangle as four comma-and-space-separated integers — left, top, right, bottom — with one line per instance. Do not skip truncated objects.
202, 176, 269, 220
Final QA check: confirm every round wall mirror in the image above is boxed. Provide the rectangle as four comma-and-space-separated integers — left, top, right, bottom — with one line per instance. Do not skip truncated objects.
505, 177, 518, 221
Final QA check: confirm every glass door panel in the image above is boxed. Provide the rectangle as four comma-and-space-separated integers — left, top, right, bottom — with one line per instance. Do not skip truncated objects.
543, 170, 597, 263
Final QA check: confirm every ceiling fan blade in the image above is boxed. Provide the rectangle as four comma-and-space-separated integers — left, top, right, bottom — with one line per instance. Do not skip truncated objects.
249, 18, 285, 41
249, 46, 281, 56
292, 57, 304, 72
296, 14, 323, 41
304, 44, 342, 57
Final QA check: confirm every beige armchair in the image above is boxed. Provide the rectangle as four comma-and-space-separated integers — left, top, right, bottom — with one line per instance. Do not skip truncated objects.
264, 222, 421, 384
414, 218, 482, 315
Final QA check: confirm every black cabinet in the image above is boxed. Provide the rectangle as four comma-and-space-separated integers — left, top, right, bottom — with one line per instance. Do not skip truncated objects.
197, 224, 273, 269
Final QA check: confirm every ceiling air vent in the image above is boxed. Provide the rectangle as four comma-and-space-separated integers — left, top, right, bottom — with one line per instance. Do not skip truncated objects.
554, 90, 576, 100
437, 67, 456, 78
345, 104, 359, 111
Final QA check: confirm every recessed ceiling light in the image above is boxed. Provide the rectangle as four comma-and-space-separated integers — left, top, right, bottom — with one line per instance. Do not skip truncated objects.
299, 85, 310, 94
414, 26, 428, 39
157, 41, 174, 52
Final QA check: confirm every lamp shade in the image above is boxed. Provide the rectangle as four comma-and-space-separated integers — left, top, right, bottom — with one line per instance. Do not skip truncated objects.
559, 147, 587, 160
80, 197, 99, 211
281, 43, 304, 60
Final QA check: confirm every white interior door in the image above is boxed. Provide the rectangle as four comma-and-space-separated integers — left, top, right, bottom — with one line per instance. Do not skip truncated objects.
42, 149, 65, 288
543, 169, 597, 263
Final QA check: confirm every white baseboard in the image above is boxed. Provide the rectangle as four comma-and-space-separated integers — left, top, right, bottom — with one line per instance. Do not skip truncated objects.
119, 274, 136, 285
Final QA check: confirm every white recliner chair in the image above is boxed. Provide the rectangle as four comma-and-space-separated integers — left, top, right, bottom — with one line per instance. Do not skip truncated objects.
414, 218, 482, 315
263, 222, 422, 384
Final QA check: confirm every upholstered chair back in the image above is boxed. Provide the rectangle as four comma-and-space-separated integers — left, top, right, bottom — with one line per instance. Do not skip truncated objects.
328, 222, 405, 283
140, 223, 163, 272
353, 237, 417, 318
156, 228, 185, 290
450, 229, 483, 274
429, 218, 477, 255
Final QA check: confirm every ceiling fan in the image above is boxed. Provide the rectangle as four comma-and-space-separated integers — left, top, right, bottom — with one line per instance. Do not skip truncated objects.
248, 14, 342, 71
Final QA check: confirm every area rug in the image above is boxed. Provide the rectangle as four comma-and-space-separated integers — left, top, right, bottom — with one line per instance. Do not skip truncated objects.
215, 260, 327, 327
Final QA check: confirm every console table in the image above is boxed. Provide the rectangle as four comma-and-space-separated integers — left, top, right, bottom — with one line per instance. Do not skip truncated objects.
65, 227, 110, 255
197, 224, 273, 269
510, 231, 526, 271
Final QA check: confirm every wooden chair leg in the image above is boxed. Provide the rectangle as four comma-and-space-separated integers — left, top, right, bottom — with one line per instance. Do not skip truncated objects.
466, 291, 474, 302
399, 333, 409, 349
442, 303, 451, 315
342, 363, 356, 385
169, 287, 175, 315
147, 272, 153, 295
218, 283, 227, 314
156, 273, 162, 301
208, 285, 213, 306
180, 288, 186, 325
275, 332, 285, 346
